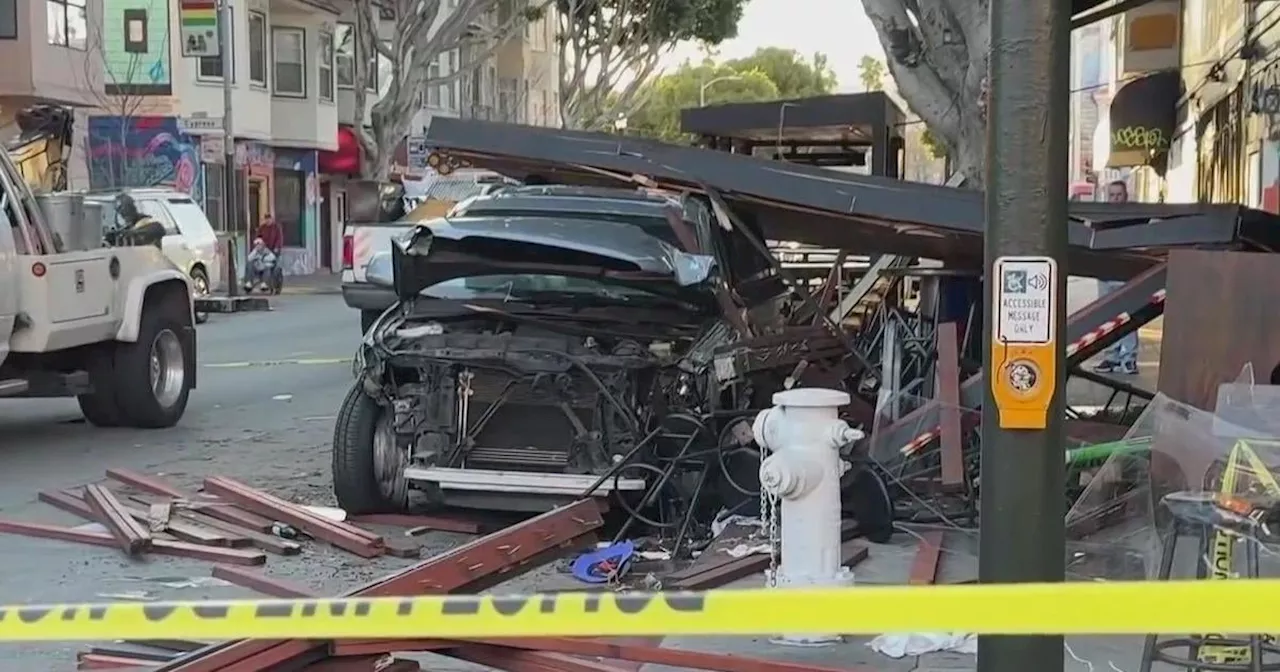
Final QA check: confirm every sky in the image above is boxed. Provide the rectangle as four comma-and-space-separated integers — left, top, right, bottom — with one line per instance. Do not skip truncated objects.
659, 0, 886, 93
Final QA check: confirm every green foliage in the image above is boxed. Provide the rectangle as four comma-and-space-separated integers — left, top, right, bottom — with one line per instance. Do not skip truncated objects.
627, 62, 778, 142
556, 0, 745, 48
857, 56, 885, 92
723, 48, 837, 99
920, 126, 946, 159
625, 47, 837, 142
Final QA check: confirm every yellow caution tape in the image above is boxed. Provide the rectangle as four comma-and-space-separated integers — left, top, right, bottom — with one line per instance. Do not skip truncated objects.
2, 581, 1280, 641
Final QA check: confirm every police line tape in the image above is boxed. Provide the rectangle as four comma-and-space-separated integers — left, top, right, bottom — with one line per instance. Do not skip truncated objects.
0, 581, 1278, 641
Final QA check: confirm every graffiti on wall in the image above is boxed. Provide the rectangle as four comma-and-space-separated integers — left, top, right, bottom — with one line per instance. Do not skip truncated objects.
87, 116, 202, 203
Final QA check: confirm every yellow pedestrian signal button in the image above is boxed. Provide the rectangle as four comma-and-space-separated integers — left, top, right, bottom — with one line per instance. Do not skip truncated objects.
990, 256, 1058, 429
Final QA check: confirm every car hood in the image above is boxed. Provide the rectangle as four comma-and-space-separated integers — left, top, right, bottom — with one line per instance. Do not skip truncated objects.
383, 215, 717, 300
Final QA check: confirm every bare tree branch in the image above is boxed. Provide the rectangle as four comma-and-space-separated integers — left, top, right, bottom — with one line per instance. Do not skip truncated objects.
350, 0, 545, 179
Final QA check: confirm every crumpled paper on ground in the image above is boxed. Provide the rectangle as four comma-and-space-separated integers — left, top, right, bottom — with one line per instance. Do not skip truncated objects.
868, 633, 977, 658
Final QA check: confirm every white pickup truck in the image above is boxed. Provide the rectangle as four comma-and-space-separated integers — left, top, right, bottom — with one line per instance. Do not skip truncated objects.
1, 105, 197, 428
340, 174, 510, 333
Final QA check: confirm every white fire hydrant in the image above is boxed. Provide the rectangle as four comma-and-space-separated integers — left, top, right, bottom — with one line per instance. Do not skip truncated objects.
753, 387, 864, 646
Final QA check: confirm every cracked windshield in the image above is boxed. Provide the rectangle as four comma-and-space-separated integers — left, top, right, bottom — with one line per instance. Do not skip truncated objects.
0, 0, 1263, 670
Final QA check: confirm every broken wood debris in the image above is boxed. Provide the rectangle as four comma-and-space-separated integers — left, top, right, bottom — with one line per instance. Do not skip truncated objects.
6, 470, 480, 567
126, 499, 866, 672
84, 484, 153, 555
203, 476, 386, 558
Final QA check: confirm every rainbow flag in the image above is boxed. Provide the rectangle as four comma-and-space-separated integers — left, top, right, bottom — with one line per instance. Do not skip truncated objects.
181, 0, 217, 26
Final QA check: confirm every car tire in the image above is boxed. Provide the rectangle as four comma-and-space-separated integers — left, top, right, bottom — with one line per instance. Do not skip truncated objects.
360, 309, 380, 335
114, 299, 193, 428
191, 267, 210, 325
332, 382, 408, 515
77, 348, 123, 427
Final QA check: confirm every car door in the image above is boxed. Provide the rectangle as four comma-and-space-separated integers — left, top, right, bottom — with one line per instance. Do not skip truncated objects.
135, 198, 192, 274
163, 197, 220, 284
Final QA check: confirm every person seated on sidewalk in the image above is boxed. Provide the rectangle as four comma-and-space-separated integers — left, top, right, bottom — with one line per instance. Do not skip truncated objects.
243, 237, 277, 293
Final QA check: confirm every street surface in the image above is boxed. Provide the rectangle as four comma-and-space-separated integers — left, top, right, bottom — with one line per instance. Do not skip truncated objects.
0, 291, 1162, 670
0, 294, 488, 670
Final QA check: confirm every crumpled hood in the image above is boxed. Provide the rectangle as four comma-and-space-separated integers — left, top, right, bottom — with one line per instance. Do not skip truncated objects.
386, 215, 717, 301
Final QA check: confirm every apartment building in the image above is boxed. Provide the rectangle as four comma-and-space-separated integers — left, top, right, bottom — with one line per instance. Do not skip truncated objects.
318, 0, 559, 270
454, 1, 559, 127
85, 0, 342, 275
0, 0, 105, 187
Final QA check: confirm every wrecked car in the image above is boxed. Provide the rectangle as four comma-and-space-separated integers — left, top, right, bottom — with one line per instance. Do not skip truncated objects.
333, 192, 758, 518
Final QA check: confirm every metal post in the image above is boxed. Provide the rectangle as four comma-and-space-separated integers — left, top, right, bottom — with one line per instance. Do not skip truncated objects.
219, 0, 238, 297
978, 0, 1068, 669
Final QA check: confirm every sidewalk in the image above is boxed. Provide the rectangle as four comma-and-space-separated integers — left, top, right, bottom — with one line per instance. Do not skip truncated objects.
279, 271, 343, 295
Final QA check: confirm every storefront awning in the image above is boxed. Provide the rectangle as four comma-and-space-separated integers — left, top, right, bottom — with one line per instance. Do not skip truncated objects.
1107, 70, 1180, 169
318, 125, 360, 175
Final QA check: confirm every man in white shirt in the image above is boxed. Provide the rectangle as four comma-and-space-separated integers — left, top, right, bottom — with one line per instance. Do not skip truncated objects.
1094, 180, 1140, 375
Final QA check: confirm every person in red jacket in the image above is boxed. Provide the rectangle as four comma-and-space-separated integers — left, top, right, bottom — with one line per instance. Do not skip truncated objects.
255, 215, 284, 255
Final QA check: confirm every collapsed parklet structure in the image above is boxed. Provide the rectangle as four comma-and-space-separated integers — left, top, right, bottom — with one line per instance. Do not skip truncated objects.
403, 116, 1280, 534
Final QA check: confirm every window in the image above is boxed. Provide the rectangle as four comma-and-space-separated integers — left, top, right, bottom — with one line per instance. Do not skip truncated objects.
272, 27, 306, 97
272, 169, 305, 247
47, 0, 87, 50
123, 9, 147, 53
0, 0, 15, 39
446, 50, 458, 109
319, 31, 334, 101
427, 58, 440, 107
135, 200, 180, 235
204, 165, 226, 232
335, 22, 355, 88
198, 8, 233, 81
368, 41, 389, 93
249, 12, 267, 86
531, 18, 548, 51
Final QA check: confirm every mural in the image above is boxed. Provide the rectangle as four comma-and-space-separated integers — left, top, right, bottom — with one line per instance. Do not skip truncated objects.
101, 0, 172, 95
87, 116, 203, 204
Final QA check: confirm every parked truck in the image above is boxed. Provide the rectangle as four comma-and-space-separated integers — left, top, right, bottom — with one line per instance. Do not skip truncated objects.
0, 105, 197, 427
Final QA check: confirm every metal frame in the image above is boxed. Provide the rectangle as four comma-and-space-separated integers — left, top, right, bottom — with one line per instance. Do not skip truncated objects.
421, 118, 1280, 279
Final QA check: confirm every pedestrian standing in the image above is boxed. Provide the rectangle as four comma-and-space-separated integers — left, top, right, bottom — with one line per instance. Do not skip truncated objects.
1094, 180, 1140, 375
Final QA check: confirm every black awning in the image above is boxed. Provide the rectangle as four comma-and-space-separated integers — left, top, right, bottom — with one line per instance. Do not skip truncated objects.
1107, 70, 1180, 168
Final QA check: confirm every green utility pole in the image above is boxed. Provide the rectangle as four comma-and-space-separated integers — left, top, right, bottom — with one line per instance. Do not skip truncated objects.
978, 0, 1069, 669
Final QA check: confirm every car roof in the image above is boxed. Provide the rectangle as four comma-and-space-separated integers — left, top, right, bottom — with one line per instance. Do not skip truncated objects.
454, 185, 710, 225
82, 188, 195, 201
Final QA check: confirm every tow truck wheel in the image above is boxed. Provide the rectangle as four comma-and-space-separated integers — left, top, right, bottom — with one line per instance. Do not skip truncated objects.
332, 382, 409, 515
114, 299, 193, 428
77, 350, 123, 427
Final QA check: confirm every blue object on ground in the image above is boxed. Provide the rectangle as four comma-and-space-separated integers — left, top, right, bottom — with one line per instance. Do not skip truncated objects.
571, 540, 636, 583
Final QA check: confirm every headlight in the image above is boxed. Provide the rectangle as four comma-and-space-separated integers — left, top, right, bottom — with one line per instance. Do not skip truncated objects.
396, 322, 444, 337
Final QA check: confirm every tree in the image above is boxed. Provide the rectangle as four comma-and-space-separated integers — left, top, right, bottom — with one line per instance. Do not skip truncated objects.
79, 3, 180, 190
348, 0, 546, 179
556, 0, 748, 131
627, 63, 778, 142
859, 0, 987, 186
725, 48, 837, 99
857, 55, 885, 92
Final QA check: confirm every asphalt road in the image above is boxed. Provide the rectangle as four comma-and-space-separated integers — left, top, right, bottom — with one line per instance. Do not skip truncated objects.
0, 295, 458, 670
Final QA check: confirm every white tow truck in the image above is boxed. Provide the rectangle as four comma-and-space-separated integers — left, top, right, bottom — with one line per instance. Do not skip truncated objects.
0, 105, 196, 427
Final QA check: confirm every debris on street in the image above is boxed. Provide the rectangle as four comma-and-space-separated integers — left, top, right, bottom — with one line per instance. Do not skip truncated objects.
67, 498, 875, 672
0, 469, 480, 567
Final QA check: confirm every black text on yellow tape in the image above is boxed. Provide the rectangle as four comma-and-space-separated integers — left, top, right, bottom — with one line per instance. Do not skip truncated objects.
6, 582, 1280, 642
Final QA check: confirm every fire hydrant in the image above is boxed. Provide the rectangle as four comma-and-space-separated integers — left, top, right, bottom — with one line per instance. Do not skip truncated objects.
753, 388, 864, 645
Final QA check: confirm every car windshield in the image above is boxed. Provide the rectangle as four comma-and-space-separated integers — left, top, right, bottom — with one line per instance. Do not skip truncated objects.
422, 274, 665, 302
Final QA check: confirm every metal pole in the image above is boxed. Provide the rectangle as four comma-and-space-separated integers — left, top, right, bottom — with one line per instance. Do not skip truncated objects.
978, 0, 1068, 668
219, 0, 238, 297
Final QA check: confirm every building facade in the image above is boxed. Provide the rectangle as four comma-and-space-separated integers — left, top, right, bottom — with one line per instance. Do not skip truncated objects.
0, 0, 107, 188
85, 0, 340, 276
317, 0, 560, 271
